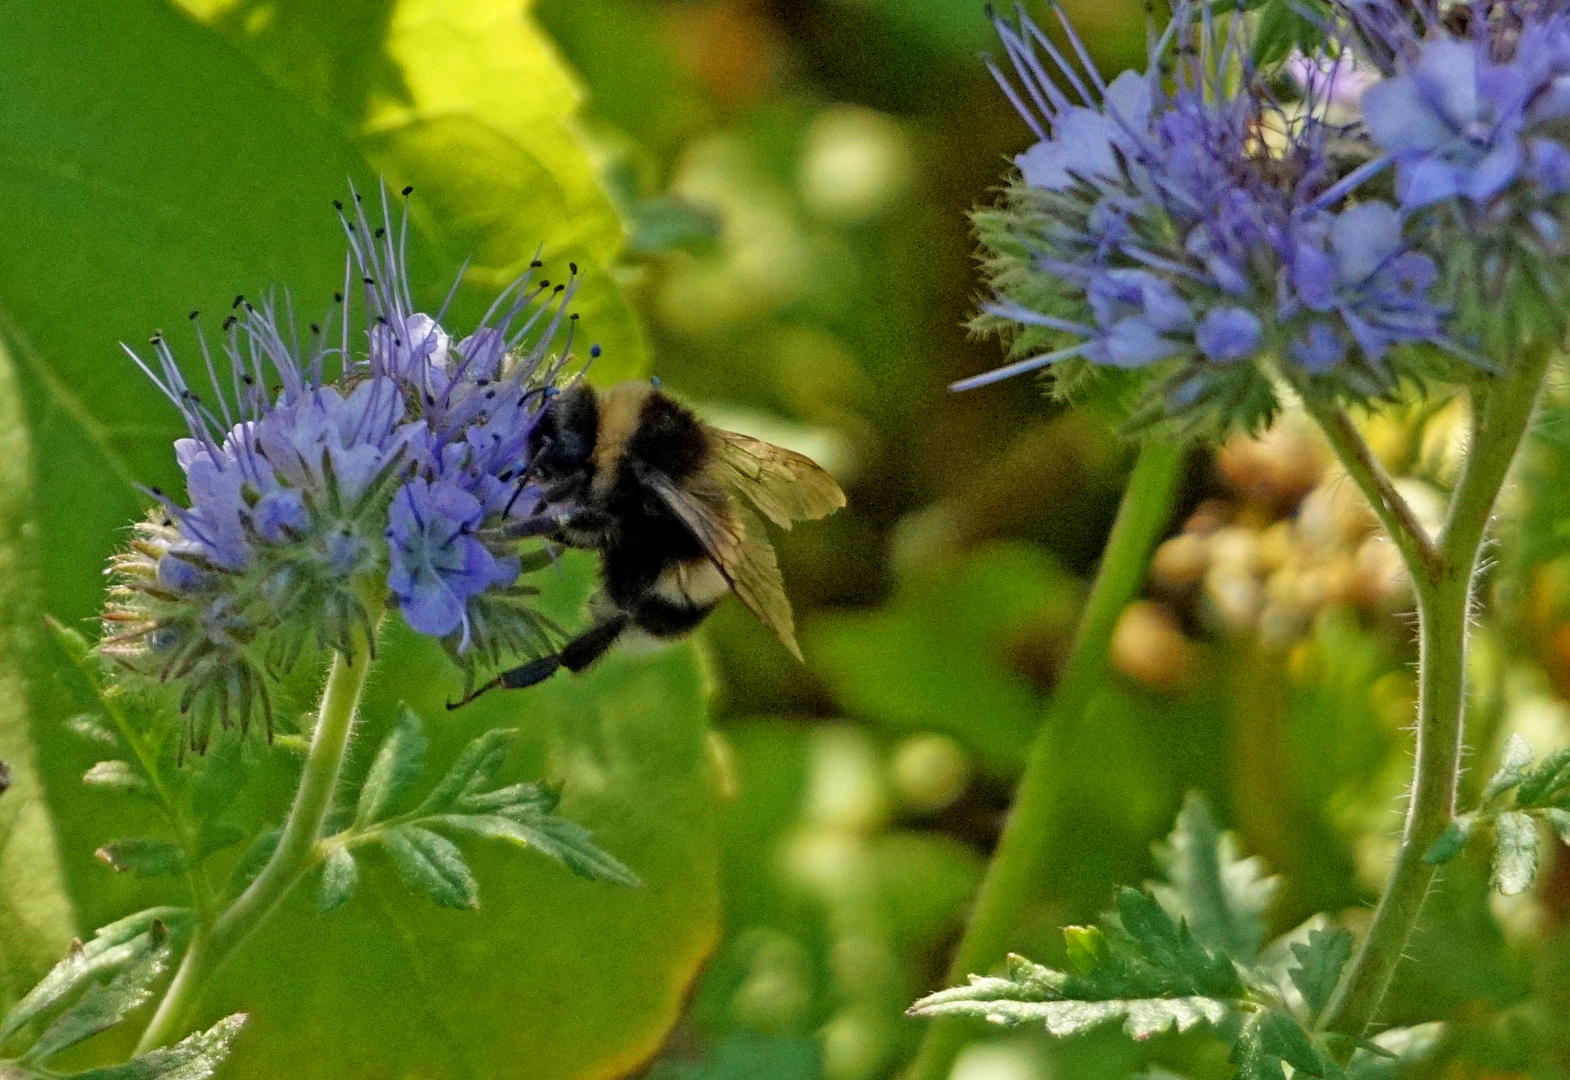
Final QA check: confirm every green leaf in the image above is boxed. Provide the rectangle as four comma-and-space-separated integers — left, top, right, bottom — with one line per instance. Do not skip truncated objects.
318, 846, 359, 913
1422, 813, 1478, 865
908, 981, 1228, 1039
189, 740, 247, 824
1484, 734, 1534, 802
380, 826, 480, 910
1516, 746, 1570, 806
71, 1013, 247, 1080
24, 924, 170, 1063
80, 761, 149, 795
1289, 927, 1353, 1023
1545, 806, 1570, 844
193, 821, 248, 861
416, 728, 519, 815
1251, 0, 1315, 66
1491, 811, 1540, 895
1101, 888, 1244, 1000
1231, 1010, 1325, 1080
436, 811, 641, 888
93, 839, 189, 879
353, 705, 427, 828
0, 908, 186, 1045
0, 349, 76, 1017
226, 828, 282, 895
195, 612, 717, 1080
1150, 793, 1276, 963
2, 0, 705, 1074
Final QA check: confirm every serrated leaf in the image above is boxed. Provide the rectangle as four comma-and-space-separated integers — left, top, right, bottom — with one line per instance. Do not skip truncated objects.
1545, 807, 1570, 844
81, 760, 149, 795
1422, 813, 1478, 865
189, 740, 246, 823
354, 705, 426, 828
1104, 888, 1244, 1000
416, 729, 518, 815
94, 839, 188, 879
226, 828, 281, 894
1491, 811, 1540, 895
71, 1013, 247, 1080
0, 908, 187, 1044
1515, 746, 1570, 805
193, 821, 248, 861
318, 845, 359, 912
1485, 734, 1534, 802
909, 991, 1227, 1038
1253, 1010, 1323, 1077
437, 811, 641, 887
380, 825, 479, 909
25, 922, 170, 1063
1289, 926, 1353, 1023
1150, 793, 1276, 963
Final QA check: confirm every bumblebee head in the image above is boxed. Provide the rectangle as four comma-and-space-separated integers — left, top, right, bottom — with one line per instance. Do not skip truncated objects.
529, 383, 598, 482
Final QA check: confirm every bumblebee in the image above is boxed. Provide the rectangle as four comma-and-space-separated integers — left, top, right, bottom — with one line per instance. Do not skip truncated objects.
453, 380, 845, 703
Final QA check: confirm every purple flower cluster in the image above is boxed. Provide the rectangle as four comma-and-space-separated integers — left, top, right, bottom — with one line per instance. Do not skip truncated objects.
960, 2, 1459, 427
1356, 0, 1570, 210
104, 187, 586, 743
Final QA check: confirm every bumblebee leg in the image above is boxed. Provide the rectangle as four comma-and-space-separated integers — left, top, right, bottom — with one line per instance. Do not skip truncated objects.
560, 613, 630, 672
445, 614, 630, 710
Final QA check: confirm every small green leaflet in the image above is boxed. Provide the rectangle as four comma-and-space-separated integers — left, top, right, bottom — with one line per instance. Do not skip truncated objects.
24, 926, 170, 1065
1484, 734, 1535, 802
316, 707, 641, 912
353, 705, 426, 829
0, 908, 189, 1045
1288, 927, 1353, 1023
94, 839, 188, 879
1231, 1010, 1326, 1080
381, 826, 480, 910
1150, 793, 1277, 963
68, 1013, 247, 1080
908, 886, 1244, 1040
318, 845, 359, 913
1422, 814, 1478, 865
1491, 811, 1540, 896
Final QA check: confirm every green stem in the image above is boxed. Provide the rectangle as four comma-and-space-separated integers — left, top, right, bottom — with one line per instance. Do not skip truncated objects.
906, 439, 1184, 1080
134, 621, 380, 1054
1313, 346, 1553, 1040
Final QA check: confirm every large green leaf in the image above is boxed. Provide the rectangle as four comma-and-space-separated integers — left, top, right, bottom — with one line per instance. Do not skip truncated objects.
0, 341, 76, 1011
0, 0, 715, 1075
196, 581, 719, 1079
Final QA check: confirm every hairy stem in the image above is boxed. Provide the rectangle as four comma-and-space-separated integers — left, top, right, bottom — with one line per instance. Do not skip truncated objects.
906, 439, 1184, 1080
1314, 346, 1553, 1040
134, 621, 380, 1053
1306, 400, 1444, 581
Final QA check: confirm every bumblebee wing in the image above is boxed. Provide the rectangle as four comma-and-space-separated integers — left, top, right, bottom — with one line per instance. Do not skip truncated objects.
707, 427, 846, 529
635, 463, 802, 660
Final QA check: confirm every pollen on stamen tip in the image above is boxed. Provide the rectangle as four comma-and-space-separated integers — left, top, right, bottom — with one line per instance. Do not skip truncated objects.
188, 310, 199, 320
401, 185, 413, 196
590, 344, 602, 358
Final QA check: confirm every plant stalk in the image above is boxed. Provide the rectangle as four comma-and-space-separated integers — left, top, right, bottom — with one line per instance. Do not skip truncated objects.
134, 621, 380, 1054
1313, 346, 1553, 1039
905, 439, 1184, 1080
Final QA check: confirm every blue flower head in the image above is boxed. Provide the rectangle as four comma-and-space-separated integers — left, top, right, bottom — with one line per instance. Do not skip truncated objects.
104, 186, 585, 747
1349, 0, 1570, 348
960, 1, 1459, 431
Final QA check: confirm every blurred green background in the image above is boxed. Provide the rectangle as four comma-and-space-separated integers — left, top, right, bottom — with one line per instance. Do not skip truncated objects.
2, 1, 1570, 1079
